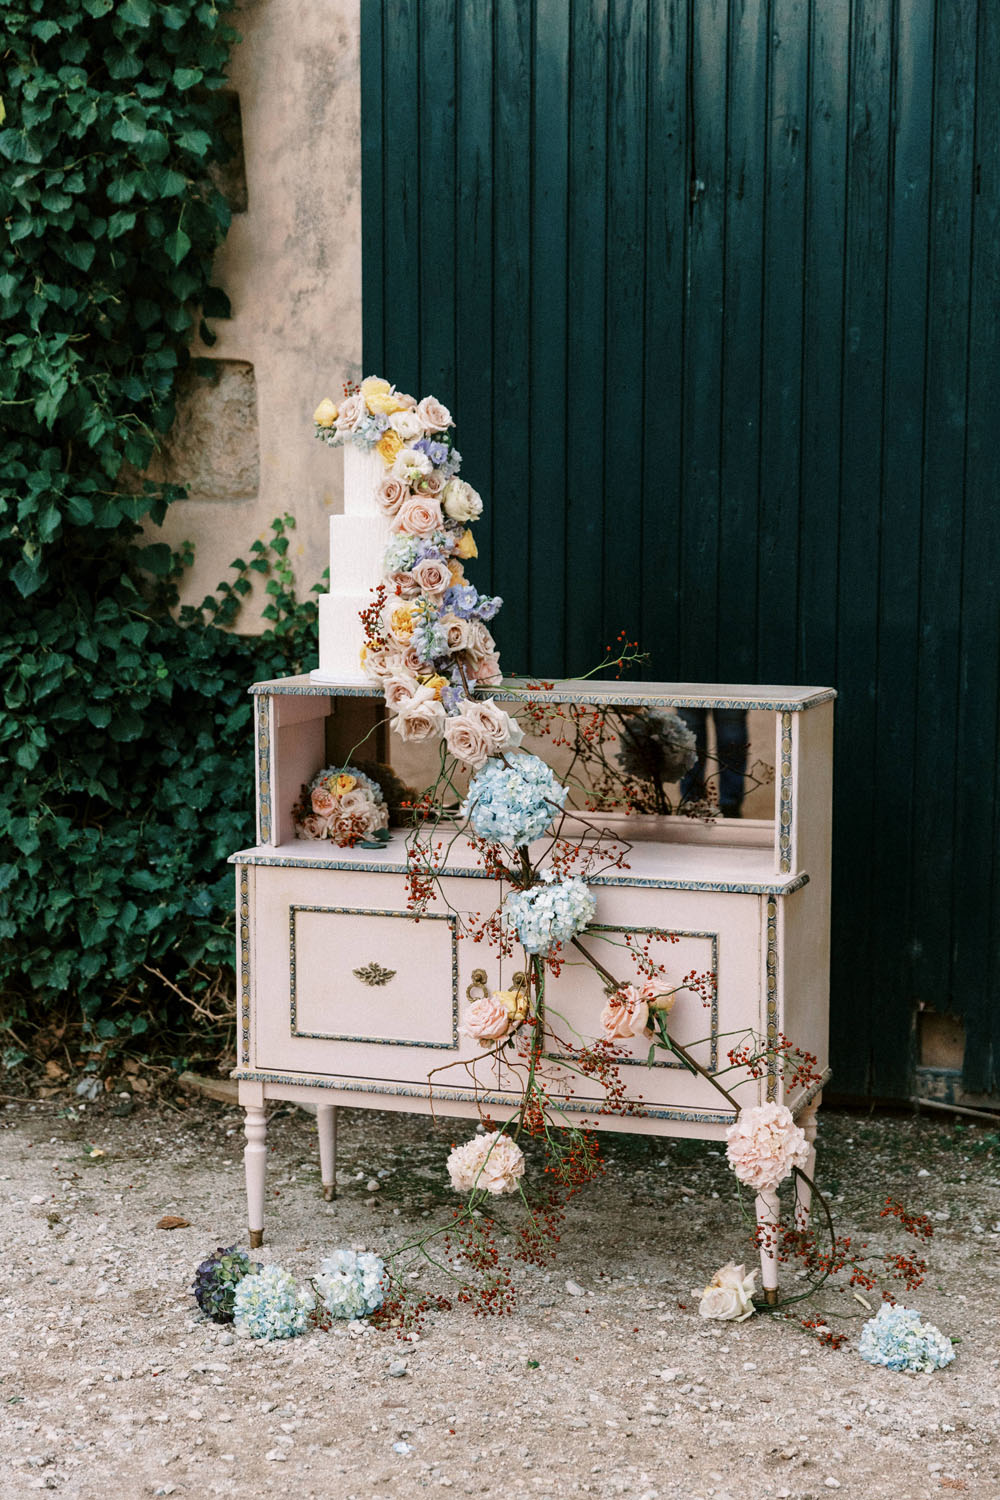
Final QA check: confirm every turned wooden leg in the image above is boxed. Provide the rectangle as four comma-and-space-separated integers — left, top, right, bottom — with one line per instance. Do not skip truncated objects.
244, 1104, 267, 1249
795, 1095, 821, 1231
317, 1103, 338, 1201
756, 1187, 780, 1305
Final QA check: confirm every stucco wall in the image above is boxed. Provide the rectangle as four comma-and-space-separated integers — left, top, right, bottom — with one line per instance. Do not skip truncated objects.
149, 0, 363, 627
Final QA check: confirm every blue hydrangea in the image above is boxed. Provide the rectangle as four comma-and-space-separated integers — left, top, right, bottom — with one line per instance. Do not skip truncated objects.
383, 535, 422, 574
315, 1249, 388, 1320
232, 1264, 314, 1341
858, 1303, 955, 1373
462, 754, 567, 846
503, 875, 596, 955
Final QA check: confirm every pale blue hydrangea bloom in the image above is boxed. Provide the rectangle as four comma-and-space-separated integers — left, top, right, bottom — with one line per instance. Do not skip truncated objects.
462, 754, 567, 846
503, 874, 596, 955
858, 1303, 955, 1373
315, 1249, 388, 1320
232, 1264, 314, 1341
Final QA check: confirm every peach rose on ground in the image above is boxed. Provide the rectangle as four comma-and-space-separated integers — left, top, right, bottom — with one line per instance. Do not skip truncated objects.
310, 786, 336, 816
695, 1263, 757, 1321
376, 476, 410, 517
395, 495, 444, 538
390, 684, 447, 743
600, 985, 650, 1040
725, 1103, 809, 1193
446, 1131, 524, 1196
411, 557, 452, 596
416, 395, 453, 431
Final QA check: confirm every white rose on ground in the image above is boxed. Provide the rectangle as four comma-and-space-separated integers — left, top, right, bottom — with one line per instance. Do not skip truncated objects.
694, 1262, 757, 1321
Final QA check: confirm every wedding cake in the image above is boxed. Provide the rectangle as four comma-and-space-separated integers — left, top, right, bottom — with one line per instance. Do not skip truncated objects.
313, 444, 395, 685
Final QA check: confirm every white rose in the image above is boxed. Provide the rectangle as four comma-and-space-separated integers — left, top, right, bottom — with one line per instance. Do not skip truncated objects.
392, 447, 433, 481
388, 410, 424, 442
463, 620, 496, 663
384, 674, 419, 711
694, 1262, 757, 1321
441, 478, 483, 524
415, 395, 453, 432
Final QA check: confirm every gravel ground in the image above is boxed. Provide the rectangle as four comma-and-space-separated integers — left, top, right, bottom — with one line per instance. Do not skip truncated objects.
2, 1093, 999, 1500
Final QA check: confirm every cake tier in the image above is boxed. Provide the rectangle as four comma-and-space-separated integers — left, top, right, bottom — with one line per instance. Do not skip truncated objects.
329, 513, 394, 595
343, 443, 387, 517
315, 592, 372, 685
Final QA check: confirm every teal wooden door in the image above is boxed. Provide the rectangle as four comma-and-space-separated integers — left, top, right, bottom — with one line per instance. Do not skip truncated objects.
361, 0, 1000, 1101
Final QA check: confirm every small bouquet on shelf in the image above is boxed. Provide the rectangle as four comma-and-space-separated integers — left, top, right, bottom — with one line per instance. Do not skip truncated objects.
292, 765, 390, 849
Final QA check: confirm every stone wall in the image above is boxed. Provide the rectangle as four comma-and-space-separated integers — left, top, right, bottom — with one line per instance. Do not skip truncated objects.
148, 0, 363, 628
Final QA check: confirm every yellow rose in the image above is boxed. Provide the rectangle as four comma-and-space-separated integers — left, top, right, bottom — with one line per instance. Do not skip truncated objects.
313, 397, 338, 427
454, 529, 478, 560
366, 391, 407, 416
448, 559, 466, 585
496, 988, 529, 1025
334, 773, 357, 795
361, 376, 391, 397
421, 674, 449, 700
390, 604, 415, 641
377, 429, 403, 466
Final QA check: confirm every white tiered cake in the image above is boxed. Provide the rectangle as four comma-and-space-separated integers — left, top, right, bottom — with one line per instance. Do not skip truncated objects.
311, 446, 393, 685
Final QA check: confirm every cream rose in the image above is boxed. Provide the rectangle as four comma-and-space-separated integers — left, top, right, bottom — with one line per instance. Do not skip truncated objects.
334, 391, 363, 433
461, 993, 514, 1043
384, 674, 418, 711
474, 651, 503, 686
388, 409, 424, 442
464, 620, 496, 663
443, 711, 492, 770
298, 811, 333, 840
599, 986, 650, 1040
440, 612, 470, 651
466, 698, 523, 754
310, 786, 336, 817
415, 395, 453, 431
695, 1263, 757, 1321
391, 644, 431, 676
411, 557, 452, 596
376, 476, 410, 517
360, 643, 393, 681
413, 470, 445, 499
639, 977, 677, 1015
387, 568, 421, 600
395, 494, 444, 537
441, 478, 483, 524
390, 684, 446, 743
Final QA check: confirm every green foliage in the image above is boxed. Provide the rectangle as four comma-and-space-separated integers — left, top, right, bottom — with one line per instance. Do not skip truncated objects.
0, 0, 320, 1047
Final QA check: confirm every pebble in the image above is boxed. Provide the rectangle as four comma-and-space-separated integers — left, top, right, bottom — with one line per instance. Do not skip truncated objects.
565, 1280, 586, 1297
218, 1332, 234, 1346
265, 1448, 287, 1461
824, 1480, 841, 1490
388, 1360, 408, 1378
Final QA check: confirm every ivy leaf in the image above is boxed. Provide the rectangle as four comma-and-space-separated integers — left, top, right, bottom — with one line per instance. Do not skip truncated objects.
163, 227, 191, 265
119, 0, 154, 25
172, 68, 204, 90
62, 240, 96, 271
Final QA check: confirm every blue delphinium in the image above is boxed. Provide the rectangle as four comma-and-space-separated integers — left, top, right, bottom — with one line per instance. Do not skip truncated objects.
315, 1249, 388, 1321
503, 875, 596, 955
413, 438, 450, 467
858, 1303, 955, 1373
232, 1264, 314, 1341
462, 755, 567, 846
474, 593, 502, 622
443, 584, 481, 619
411, 602, 449, 662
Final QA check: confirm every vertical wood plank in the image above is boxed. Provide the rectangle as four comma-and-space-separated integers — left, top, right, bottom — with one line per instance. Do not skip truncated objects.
950, 0, 1000, 1095
529, 0, 571, 671
757, 0, 809, 683
565, 0, 609, 671
489, 0, 533, 669
455, 0, 496, 592
417, 0, 458, 397
679, 0, 727, 680
718, 0, 768, 684
641, 0, 688, 677
832, 0, 892, 1097
908, 0, 977, 1051
377, 0, 422, 394
360, 0, 385, 375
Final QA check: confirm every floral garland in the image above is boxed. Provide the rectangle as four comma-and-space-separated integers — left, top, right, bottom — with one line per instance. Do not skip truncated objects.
314, 377, 520, 764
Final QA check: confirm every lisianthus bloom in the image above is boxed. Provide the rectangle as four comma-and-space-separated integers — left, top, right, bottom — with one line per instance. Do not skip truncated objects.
695, 1263, 757, 1321
725, 1103, 809, 1193
313, 397, 338, 427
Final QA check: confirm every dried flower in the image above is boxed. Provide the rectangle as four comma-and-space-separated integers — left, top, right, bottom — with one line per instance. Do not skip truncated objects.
191, 1245, 260, 1324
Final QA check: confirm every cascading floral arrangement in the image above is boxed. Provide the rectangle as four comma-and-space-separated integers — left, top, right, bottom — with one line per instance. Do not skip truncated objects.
314, 377, 521, 765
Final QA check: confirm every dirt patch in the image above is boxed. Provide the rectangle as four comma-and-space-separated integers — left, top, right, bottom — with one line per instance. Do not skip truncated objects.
2, 1096, 998, 1499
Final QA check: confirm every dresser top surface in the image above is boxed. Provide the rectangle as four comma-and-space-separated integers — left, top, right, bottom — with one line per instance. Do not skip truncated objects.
250, 675, 836, 712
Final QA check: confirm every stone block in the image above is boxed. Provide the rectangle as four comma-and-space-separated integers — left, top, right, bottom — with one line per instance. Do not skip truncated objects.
147, 360, 259, 501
